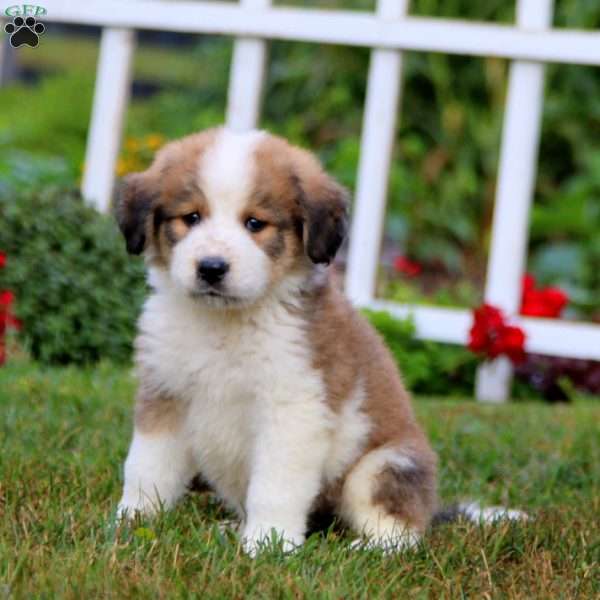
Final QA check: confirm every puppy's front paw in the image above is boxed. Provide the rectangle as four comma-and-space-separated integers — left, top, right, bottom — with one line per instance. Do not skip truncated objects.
115, 503, 141, 523
115, 497, 158, 523
241, 523, 304, 556
349, 529, 421, 555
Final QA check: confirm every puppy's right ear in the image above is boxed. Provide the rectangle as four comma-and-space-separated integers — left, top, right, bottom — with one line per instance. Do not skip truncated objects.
116, 173, 156, 255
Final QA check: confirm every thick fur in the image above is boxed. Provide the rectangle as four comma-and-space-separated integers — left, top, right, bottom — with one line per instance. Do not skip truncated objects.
115, 127, 522, 554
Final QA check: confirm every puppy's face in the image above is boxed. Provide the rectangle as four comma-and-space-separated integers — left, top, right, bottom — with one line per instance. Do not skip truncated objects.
117, 128, 348, 308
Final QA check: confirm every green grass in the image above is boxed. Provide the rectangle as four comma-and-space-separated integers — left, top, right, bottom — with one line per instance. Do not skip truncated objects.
1, 360, 598, 598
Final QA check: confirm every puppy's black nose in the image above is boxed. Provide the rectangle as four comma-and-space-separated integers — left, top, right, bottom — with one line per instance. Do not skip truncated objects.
197, 256, 229, 285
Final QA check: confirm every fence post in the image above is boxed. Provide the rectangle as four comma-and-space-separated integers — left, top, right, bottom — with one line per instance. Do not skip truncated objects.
475, 0, 554, 402
81, 28, 136, 213
226, 0, 271, 131
345, 0, 410, 306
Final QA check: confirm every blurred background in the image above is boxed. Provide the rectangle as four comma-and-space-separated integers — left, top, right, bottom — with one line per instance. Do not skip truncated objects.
1, 0, 599, 399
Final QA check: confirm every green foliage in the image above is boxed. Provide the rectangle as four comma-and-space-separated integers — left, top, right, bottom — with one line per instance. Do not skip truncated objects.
0, 186, 146, 364
530, 149, 600, 315
0, 72, 94, 179
382, 277, 481, 309
364, 310, 478, 395
1, 1, 599, 372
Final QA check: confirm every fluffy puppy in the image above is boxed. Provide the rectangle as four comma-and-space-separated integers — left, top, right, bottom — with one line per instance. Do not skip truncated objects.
115, 127, 505, 554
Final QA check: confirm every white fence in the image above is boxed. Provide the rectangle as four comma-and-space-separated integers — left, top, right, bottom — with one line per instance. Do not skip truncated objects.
16, 0, 600, 401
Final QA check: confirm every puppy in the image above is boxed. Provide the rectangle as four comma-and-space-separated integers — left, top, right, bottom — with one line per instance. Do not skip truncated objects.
115, 127, 516, 554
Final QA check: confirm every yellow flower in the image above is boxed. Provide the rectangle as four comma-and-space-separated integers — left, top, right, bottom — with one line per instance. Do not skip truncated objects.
116, 157, 136, 177
125, 137, 140, 152
145, 134, 166, 151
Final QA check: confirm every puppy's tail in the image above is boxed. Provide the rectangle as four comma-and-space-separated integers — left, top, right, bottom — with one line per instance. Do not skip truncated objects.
431, 501, 529, 527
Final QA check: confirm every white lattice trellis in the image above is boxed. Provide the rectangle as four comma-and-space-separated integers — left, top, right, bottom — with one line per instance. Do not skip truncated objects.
11, 0, 600, 401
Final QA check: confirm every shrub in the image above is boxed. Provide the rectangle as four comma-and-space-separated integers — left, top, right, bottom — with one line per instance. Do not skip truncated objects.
0, 185, 146, 364
363, 310, 478, 396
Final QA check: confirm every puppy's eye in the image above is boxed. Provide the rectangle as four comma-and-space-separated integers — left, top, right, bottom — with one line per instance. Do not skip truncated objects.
182, 212, 201, 227
245, 217, 267, 233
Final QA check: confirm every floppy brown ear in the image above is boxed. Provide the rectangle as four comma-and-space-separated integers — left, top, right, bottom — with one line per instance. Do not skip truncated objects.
293, 154, 349, 265
115, 173, 157, 255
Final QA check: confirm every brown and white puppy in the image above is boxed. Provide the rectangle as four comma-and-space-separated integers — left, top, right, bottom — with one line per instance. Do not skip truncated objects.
115, 127, 521, 554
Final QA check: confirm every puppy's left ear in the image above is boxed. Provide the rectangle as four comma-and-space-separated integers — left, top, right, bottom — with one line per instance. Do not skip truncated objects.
293, 154, 349, 265
115, 172, 157, 255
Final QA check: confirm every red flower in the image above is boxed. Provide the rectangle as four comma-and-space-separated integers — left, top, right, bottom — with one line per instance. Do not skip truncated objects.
0, 290, 14, 307
393, 256, 422, 277
521, 274, 568, 318
0, 256, 21, 366
522, 274, 535, 293
468, 303, 526, 364
468, 304, 504, 353
490, 325, 526, 363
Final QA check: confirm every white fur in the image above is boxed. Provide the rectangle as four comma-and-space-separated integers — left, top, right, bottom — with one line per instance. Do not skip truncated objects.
339, 447, 421, 550
199, 128, 265, 212
117, 429, 193, 518
119, 271, 360, 553
458, 501, 529, 524
323, 378, 371, 484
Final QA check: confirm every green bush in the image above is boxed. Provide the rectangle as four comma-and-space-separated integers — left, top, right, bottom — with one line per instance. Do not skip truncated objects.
363, 310, 478, 396
0, 186, 146, 364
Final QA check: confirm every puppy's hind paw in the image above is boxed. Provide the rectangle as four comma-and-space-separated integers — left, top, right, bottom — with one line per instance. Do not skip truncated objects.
349, 530, 421, 555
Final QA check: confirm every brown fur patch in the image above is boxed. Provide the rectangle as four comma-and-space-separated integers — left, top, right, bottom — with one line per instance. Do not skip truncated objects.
303, 275, 438, 525
304, 277, 414, 431
117, 129, 217, 262
249, 137, 306, 279
134, 386, 188, 434
372, 451, 438, 532
252, 135, 348, 268
241, 169, 299, 272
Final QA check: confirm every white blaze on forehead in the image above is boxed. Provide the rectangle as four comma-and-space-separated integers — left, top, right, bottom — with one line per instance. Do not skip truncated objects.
197, 128, 266, 217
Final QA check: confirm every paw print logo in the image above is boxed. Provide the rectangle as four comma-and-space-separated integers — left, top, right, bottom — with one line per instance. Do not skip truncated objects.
4, 16, 45, 48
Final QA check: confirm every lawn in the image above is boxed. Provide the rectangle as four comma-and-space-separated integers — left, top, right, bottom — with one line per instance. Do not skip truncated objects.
0, 360, 598, 598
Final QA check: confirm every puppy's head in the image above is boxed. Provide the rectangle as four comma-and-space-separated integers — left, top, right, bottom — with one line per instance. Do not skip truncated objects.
116, 127, 348, 308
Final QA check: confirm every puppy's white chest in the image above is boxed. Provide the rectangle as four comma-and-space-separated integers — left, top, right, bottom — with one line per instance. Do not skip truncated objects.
185, 368, 256, 513
136, 291, 327, 513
